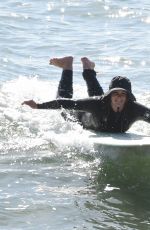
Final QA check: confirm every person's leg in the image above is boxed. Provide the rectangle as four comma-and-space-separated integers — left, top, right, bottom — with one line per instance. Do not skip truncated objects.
50, 56, 75, 121
57, 70, 73, 98
50, 56, 73, 98
81, 57, 104, 97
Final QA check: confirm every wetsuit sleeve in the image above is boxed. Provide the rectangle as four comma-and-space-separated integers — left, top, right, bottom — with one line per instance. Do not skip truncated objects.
134, 102, 150, 123
37, 97, 99, 113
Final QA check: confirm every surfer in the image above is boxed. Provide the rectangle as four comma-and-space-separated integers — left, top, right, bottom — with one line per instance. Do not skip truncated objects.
22, 56, 150, 133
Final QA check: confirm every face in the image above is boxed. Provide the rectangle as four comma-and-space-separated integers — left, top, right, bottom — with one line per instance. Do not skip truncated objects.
111, 90, 127, 112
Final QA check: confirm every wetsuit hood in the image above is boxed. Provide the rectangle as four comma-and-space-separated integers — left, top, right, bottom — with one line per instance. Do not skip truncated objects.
105, 76, 136, 101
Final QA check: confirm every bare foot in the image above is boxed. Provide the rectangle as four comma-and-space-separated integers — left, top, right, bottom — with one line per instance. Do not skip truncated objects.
81, 57, 95, 70
49, 56, 73, 70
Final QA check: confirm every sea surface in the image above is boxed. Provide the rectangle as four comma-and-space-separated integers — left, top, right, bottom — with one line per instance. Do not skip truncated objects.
0, 0, 150, 229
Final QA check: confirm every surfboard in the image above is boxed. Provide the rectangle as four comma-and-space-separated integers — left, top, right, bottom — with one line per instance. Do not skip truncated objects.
87, 131, 150, 154
88, 131, 150, 147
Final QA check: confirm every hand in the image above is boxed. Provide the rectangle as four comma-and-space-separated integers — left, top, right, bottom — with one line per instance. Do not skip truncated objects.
22, 100, 37, 109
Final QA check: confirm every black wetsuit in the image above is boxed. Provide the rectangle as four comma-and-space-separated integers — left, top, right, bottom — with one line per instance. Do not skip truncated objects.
37, 70, 150, 133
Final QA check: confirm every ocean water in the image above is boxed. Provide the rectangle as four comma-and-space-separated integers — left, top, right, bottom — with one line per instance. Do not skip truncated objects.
0, 0, 150, 229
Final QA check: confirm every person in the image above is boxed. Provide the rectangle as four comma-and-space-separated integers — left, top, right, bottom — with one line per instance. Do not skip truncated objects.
22, 56, 150, 133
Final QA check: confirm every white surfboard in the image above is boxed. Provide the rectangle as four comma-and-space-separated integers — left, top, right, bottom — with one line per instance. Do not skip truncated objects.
88, 131, 150, 147
84, 130, 149, 155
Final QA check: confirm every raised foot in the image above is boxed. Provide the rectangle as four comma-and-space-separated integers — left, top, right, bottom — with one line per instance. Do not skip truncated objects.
49, 56, 73, 70
81, 57, 95, 70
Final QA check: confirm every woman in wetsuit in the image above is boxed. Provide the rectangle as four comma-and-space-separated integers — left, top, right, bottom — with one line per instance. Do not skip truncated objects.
22, 56, 150, 133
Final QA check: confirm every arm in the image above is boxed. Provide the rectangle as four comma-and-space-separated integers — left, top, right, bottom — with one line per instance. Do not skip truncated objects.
22, 97, 100, 113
